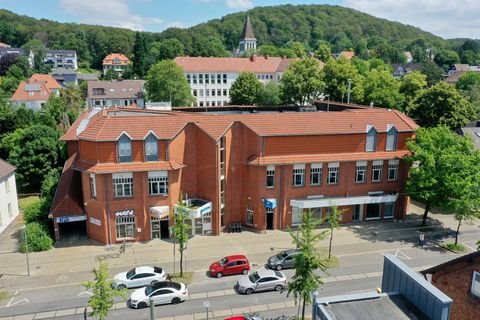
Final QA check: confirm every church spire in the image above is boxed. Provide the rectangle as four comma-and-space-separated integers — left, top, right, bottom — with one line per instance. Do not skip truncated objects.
241, 15, 256, 40
239, 15, 257, 55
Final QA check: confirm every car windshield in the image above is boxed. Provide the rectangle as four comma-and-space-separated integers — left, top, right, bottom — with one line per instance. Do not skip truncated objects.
145, 285, 154, 296
275, 271, 283, 278
248, 272, 260, 283
218, 257, 228, 266
277, 251, 288, 259
126, 268, 136, 279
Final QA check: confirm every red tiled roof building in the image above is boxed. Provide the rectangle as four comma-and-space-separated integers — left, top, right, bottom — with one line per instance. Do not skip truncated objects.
51, 107, 417, 244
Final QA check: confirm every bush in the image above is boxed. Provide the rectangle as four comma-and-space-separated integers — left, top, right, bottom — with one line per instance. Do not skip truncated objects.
19, 222, 53, 252
22, 199, 44, 224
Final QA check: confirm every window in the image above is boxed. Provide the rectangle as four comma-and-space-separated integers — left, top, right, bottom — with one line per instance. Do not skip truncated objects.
192, 74, 197, 84
386, 126, 398, 151
205, 73, 209, 84
113, 173, 133, 197
90, 173, 96, 197
217, 74, 221, 84
355, 161, 367, 183
266, 165, 275, 188
328, 162, 339, 185
293, 164, 305, 186
388, 160, 399, 181
212, 90, 215, 96
199, 89, 203, 97
118, 134, 132, 163
366, 126, 377, 152
199, 73, 203, 84
310, 163, 322, 186
372, 160, 383, 182
148, 171, 168, 195
116, 215, 135, 238
186, 74, 191, 84
384, 203, 394, 218
223, 89, 227, 96
223, 74, 227, 84
292, 207, 302, 225
145, 133, 159, 162
206, 89, 209, 97
193, 89, 197, 97
246, 205, 253, 225
8, 203, 12, 217
217, 89, 221, 96
471, 271, 480, 298
220, 137, 226, 177
5, 178, 9, 193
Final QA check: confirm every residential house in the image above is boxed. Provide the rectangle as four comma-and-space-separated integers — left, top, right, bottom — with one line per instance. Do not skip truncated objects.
456, 121, 480, 149
45, 50, 78, 70
175, 55, 297, 107
10, 74, 62, 111
0, 47, 34, 68
391, 63, 423, 79
52, 67, 78, 86
333, 51, 355, 60
86, 79, 145, 108
0, 159, 20, 235
313, 254, 453, 320
51, 106, 416, 244
421, 251, 480, 320
445, 64, 480, 83
102, 53, 130, 75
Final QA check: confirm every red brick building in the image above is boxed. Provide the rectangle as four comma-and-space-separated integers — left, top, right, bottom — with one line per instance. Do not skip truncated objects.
421, 251, 480, 320
50, 107, 417, 244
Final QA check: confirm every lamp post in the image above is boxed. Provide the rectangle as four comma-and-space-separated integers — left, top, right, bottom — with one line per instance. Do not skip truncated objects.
347, 79, 352, 104
22, 225, 30, 276
324, 94, 330, 112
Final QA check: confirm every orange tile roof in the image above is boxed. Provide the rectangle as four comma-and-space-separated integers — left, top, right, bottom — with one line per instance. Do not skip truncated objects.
29, 74, 62, 90
174, 56, 295, 73
49, 153, 84, 218
339, 51, 355, 60
61, 111, 91, 141
248, 150, 410, 165
103, 53, 130, 65
66, 107, 418, 143
10, 80, 51, 102
0, 158, 15, 180
74, 159, 185, 173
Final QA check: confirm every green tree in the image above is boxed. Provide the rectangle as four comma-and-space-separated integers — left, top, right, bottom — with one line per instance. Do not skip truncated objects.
145, 60, 194, 107
405, 126, 478, 226
103, 69, 119, 81
456, 72, 480, 91
83, 262, 126, 320
286, 41, 307, 58
421, 60, 443, 86
19, 222, 53, 253
325, 206, 346, 259
172, 195, 191, 277
280, 58, 324, 105
156, 39, 185, 61
314, 41, 332, 62
434, 50, 460, 70
257, 82, 281, 105
322, 57, 363, 102
287, 210, 327, 320
362, 68, 403, 109
399, 71, 427, 110
132, 32, 147, 78
407, 82, 476, 130
229, 72, 262, 105
257, 45, 279, 57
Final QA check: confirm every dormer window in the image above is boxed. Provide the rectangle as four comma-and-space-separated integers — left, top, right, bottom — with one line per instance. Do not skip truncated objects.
118, 133, 132, 163
366, 126, 377, 152
145, 133, 158, 162
386, 125, 398, 151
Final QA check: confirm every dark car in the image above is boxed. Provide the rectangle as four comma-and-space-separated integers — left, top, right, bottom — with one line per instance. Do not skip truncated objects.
209, 255, 250, 278
266, 249, 300, 270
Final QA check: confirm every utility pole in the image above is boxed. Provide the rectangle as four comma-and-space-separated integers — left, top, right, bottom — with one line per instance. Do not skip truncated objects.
347, 79, 352, 104
23, 226, 30, 276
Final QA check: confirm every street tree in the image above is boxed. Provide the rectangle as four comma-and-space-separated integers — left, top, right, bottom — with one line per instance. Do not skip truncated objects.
405, 126, 478, 226
145, 60, 194, 107
407, 82, 476, 130
229, 72, 262, 105
172, 195, 191, 277
132, 32, 147, 78
322, 57, 363, 103
361, 68, 404, 109
326, 205, 346, 259
83, 262, 126, 320
399, 71, 427, 111
280, 58, 324, 106
257, 82, 281, 106
287, 210, 327, 320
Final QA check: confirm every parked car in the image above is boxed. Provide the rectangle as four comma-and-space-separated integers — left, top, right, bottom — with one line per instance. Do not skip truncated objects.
112, 266, 166, 289
130, 281, 188, 308
225, 315, 263, 320
266, 249, 300, 270
209, 255, 250, 278
236, 268, 286, 295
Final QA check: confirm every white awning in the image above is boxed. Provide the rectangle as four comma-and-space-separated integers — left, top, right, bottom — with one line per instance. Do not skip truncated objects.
290, 194, 398, 209
150, 206, 170, 218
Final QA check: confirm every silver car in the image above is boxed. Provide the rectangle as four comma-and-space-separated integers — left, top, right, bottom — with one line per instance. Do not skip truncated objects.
236, 268, 286, 295
267, 249, 300, 270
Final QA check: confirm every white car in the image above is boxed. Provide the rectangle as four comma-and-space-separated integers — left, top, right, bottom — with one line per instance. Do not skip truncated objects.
236, 268, 286, 295
112, 266, 166, 289
130, 281, 188, 308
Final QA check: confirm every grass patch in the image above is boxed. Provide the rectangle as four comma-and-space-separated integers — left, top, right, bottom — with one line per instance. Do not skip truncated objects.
18, 196, 40, 211
441, 243, 466, 253
77, 67, 99, 74
322, 256, 340, 268
168, 271, 193, 285
0, 291, 12, 302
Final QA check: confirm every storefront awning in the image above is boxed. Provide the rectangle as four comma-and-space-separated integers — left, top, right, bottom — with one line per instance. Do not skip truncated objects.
150, 206, 170, 218
263, 198, 277, 209
290, 194, 398, 209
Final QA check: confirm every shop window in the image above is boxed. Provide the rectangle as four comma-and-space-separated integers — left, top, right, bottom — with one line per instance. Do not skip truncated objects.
116, 215, 136, 238
384, 203, 394, 218
291, 207, 302, 225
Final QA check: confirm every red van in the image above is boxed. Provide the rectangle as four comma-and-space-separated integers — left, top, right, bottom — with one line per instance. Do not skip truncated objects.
209, 255, 250, 278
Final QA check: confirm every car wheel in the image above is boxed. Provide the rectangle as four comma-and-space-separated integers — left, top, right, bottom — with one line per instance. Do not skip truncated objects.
242, 269, 248, 275
276, 265, 283, 271
216, 272, 223, 278
151, 280, 159, 285
275, 284, 283, 291
172, 297, 181, 304
245, 288, 254, 295
138, 302, 148, 309
117, 284, 127, 290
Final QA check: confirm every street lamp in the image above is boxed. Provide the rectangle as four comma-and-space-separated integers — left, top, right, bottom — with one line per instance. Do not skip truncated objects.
22, 225, 30, 276
347, 79, 352, 104
323, 94, 330, 112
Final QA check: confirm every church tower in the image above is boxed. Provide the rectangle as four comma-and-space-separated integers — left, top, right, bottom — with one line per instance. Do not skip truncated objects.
238, 15, 257, 55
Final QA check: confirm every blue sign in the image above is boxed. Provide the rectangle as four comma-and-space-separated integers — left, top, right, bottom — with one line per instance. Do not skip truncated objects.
263, 198, 277, 209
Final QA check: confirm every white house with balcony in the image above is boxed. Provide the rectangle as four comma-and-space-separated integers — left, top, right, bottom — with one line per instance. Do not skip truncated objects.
0, 159, 19, 235
45, 50, 78, 70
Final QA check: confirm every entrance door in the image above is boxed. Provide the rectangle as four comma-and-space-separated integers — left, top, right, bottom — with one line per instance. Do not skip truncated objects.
352, 204, 363, 221
160, 220, 169, 239
151, 217, 161, 239
266, 208, 274, 230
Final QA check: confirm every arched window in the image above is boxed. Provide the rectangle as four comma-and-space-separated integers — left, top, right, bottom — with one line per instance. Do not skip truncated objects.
117, 133, 132, 163
386, 126, 398, 151
365, 126, 377, 152
145, 133, 158, 162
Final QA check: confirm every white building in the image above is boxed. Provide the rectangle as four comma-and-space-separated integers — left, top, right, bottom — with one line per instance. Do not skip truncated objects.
0, 159, 19, 235
86, 80, 146, 108
45, 50, 78, 70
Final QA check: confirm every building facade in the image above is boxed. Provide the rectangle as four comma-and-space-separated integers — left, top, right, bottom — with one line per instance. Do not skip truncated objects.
10, 74, 62, 111
0, 159, 20, 235
45, 50, 78, 70
51, 106, 417, 244
86, 80, 146, 108
102, 53, 131, 75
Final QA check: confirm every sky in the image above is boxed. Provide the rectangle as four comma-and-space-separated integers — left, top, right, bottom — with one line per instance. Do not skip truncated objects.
0, 0, 478, 39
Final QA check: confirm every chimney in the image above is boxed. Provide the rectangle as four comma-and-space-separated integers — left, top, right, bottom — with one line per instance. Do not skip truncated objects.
250, 55, 256, 62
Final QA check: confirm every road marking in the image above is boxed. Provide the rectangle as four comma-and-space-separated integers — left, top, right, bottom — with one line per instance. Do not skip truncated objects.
6, 291, 30, 307
78, 291, 93, 297
462, 242, 476, 252
393, 250, 411, 260
5, 290, 17, 308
